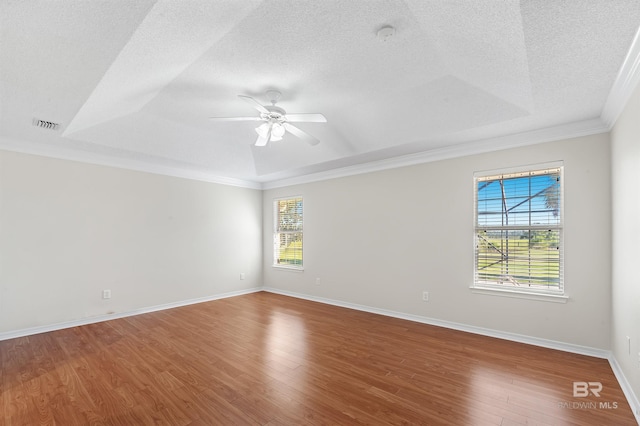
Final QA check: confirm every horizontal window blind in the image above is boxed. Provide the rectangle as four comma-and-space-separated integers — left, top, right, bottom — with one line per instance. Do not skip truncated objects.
475, 167, 563, 293
274, 197, 303, 267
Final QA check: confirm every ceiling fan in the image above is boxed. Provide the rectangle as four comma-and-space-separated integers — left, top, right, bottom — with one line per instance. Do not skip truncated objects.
209, 90, 326, 147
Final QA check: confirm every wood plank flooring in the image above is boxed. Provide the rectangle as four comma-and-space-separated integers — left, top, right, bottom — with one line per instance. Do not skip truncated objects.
1, 291, 636, 425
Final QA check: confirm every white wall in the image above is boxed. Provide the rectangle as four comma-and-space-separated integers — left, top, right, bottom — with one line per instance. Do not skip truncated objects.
0, 131, 617, 353
0, 150, 262, 333
611, 82, 640, 404
263, 133, 612, 349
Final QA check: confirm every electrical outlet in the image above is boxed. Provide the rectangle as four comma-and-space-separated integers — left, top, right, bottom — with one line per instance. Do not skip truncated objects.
422, 291, 429, 302
240, 273, 245, 280
627, 336, 631, 355
102, 289, 111, 299
315, 277, 321, 285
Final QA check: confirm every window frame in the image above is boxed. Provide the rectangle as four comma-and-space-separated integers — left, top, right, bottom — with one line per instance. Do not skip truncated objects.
472, 162, 567, 302
273, 195, 304, 270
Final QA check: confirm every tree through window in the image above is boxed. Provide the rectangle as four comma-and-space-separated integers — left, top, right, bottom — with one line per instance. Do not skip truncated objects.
474, 166, 563, 293
274, 196, 303, 268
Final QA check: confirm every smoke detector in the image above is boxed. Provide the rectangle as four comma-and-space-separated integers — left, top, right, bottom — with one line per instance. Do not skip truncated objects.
377, 25, 396, 42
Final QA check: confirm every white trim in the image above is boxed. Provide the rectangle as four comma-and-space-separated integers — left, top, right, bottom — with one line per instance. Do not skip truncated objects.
2, 286, 637, 422
0, 287, 262, 342
0, 139, 262, 190
473, 160, 564, 179
601, 25, 640, 129
470, 286, 568, 303
262, 287, 606, 358
2, 117, 609, 191
264, 287, 640, 419
262, 118, 607, 189
609, 354, 640, 424
272, 265, 305, 272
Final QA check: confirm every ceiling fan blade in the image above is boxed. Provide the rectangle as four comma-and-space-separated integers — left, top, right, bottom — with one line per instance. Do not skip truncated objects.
238, 95, 269, 114
285, 113, 327, 123
254, 133, 268, 146
255, 125, 271, 147
209, 116, 262, 121
284, 123, 320, 146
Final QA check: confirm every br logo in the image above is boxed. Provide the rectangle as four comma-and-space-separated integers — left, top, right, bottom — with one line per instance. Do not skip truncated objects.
573, 381, 602, 397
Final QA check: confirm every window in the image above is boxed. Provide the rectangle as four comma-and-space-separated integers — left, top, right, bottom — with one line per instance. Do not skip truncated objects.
474, 165, 563, 294
274, 196, 303, 268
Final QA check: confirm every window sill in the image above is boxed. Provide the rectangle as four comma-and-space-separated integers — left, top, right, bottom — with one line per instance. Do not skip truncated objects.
470, 286, 568, 303
272, 265, 304, 272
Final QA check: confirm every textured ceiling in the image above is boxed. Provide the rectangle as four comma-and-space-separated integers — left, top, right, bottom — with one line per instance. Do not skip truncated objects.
1, 0, 640, 187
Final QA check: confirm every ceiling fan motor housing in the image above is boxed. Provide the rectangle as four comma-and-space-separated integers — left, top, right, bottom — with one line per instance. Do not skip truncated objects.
262, 106, 287, 123
265, 89, 282, 105
209, 93, 325, 146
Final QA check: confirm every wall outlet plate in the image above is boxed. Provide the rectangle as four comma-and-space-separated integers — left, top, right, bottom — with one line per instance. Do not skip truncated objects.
102, 289, 111, 299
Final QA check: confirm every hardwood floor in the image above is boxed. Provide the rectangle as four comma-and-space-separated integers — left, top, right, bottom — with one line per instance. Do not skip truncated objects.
1, 291, 636, 425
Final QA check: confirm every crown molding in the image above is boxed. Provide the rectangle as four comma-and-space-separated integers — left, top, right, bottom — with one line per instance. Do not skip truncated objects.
262, 118, 608, 190
601, 25, 640, 129
0, 137, 262, 190
2, 115, 609, 192
2, 28, 637, 191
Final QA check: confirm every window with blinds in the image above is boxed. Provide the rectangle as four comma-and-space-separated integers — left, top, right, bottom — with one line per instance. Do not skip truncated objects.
274, 196, 303, 268
474, 166, 563, 294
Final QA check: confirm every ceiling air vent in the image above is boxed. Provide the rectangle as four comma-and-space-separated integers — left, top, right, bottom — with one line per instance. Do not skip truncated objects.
32, 118, 60, 131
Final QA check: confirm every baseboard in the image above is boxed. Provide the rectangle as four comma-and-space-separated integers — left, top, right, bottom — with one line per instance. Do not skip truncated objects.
262, 287, 640, 423
262, 287, 609, 359
3, 285, 637, 424
0, 286, 610, 359
609, 354, 640, 424
0, 287, 262, 342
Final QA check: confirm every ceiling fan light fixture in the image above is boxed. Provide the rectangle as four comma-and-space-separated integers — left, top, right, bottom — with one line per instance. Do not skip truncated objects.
271, 122, 285, 138
212, 92, 325, 146
256, 121, 285, 142
255, 122, 270, 138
